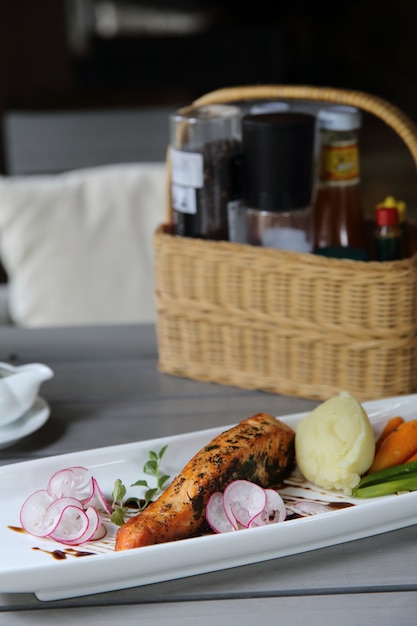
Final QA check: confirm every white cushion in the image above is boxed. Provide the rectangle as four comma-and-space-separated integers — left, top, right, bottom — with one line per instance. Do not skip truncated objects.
0, 163, 167, 326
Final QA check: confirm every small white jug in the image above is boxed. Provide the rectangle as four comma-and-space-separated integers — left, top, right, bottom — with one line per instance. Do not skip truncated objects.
0, 362, 54, 427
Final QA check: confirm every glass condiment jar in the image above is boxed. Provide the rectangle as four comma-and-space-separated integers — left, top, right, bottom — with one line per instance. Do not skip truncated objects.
241, 112, 316, 252
312, 105, 369, 260
170, 104, 242, 240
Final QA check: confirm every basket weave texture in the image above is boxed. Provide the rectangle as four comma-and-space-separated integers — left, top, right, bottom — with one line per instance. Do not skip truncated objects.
154, 85, 417, 401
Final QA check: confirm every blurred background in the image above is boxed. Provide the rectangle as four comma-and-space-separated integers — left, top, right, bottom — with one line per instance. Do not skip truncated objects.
1, 1, 417, 115
1, 0, 417, 202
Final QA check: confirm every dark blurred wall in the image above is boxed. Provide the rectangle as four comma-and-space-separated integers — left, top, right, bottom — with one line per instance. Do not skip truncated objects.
1, 1, 417, 171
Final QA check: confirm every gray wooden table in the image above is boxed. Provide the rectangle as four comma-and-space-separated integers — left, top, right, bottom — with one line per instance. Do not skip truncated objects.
1, 324, 416, 624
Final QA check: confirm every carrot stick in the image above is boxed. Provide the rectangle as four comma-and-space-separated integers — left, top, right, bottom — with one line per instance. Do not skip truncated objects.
404, 450, 417, 464
375, 416, 405, 452
369, 419, 417, 473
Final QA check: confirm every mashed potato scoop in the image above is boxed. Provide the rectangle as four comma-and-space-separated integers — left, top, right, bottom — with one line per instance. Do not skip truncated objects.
295, 391, 375, 495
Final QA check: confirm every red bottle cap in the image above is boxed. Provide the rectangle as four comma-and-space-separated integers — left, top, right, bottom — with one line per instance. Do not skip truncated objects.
375, 207, 399, 226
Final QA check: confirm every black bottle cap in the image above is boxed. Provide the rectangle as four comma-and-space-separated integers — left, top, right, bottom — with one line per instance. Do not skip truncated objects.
242, 112, 315, 211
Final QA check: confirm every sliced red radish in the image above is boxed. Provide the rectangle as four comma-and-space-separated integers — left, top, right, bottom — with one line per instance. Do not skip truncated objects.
44, 497, 83, 533
223, 480, 266, 528
48, 505, 90, 544
292, 501, 331, 516
205, 480, 287, 534
47, 466, 90, 499
206, 492, 237, 533
20, 489, 54, 537
81, 477, 112, 514
20, 466, 109, 545
61, 507, 106, 545
249, 489, 286, 527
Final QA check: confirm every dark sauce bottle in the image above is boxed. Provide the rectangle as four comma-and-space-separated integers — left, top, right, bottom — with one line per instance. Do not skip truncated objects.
312, 105, 370, 261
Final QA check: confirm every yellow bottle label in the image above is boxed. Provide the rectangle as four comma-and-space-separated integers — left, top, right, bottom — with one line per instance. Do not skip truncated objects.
319, 141, 360, 184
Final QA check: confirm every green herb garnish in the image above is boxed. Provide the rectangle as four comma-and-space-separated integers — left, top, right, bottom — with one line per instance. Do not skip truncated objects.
110, 445, 170, 525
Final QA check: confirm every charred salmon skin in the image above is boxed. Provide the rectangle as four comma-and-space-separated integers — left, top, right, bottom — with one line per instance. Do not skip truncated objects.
115, 412, 295, 551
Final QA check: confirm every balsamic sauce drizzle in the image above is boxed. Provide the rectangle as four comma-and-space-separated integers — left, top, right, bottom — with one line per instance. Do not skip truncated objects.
32, 546, 94, 560
8, 525, 96, 559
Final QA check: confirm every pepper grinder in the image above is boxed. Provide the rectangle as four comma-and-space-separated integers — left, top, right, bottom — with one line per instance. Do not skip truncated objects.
241, 112, 316, 252
170, 104, 242, 240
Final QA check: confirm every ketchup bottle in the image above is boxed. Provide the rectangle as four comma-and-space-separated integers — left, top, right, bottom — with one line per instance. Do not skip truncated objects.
312, 105, 369, 260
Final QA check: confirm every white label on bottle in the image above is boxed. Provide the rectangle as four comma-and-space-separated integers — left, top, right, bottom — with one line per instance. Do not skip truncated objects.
171, 148, 204, 188
172, 183, 197, 214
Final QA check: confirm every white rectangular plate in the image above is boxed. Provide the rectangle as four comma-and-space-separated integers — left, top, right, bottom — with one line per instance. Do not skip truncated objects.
1, 394, 417, 601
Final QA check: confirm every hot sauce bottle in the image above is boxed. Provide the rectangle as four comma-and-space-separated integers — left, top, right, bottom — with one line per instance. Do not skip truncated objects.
312, 105, 369, 260
374, 207, 402, 261
375, 196, 408, 258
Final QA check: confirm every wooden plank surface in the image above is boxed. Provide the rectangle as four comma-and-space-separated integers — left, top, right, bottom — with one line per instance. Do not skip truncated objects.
0, 324, 318, 462
2, 593, 417, 625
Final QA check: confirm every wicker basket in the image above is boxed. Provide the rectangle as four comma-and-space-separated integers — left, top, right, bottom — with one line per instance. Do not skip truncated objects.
154, 85, 417, 402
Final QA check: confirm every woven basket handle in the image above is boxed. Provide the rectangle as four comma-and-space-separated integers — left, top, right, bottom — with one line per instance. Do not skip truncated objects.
192, 85, 417, 170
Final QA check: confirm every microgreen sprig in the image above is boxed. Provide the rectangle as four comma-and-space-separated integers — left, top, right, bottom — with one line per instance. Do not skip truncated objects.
110, 445, 169, 526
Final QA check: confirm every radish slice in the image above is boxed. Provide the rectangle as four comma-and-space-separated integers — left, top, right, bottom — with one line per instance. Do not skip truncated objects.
48, 505, 89, 544
44, 497, 83, 534
20, 466, 109, 545
56, 507, 106, 545
47, 466, 91, 500
20, 489, 53, 537
205, 481, 288, 534
206, 492, 237, 533
249, 489, 286, 527
81, 477, 112, 514
292, 501, 331, 516
223, 480, 267, 528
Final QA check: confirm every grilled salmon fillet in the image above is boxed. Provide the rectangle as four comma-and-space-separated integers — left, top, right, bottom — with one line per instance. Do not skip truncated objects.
115, 412, 295, 551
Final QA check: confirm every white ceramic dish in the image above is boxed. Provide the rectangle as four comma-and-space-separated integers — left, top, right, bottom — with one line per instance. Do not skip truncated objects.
0, 362, 53, 426
0, 397, 50, 449
0, 393, 416, 602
